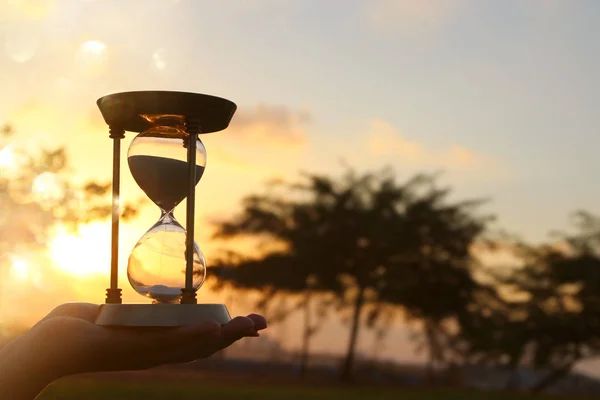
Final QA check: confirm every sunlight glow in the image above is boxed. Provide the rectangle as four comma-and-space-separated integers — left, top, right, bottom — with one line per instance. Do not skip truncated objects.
48, 223, 109, 277
81, 40, 106, 54
55, 76, 71, 90
5, 254, 42, 288
5, 0, 56, 21
10, 257, 29, 281
0, 146, 15, 169
0, 145, 26, 178
77, 40, 108, 75
32, 171, 65, 204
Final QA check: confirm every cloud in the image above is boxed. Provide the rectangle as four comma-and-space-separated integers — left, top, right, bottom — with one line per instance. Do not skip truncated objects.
367, 0, 462, 32
228, 104, 310, 148
367, 120, 422, 161
209, 146, 260, 172
443, 145, 480, 168
366, 119, 504, 172
0, 0, 55, 64
0, 0, 56, 22
367, 0, 574, 34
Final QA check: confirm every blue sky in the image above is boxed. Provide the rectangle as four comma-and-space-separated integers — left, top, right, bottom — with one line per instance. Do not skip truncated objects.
3, 0, 597, 240
1, 0, 600, 371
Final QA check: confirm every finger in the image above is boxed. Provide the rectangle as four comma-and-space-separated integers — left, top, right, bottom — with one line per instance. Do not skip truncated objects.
206, 316, 256, 354
222, 316, 255, 340
153, 317, 259, 363
150, 320, 225, 364
246, 314, 267, 331
35, 303, 100, 326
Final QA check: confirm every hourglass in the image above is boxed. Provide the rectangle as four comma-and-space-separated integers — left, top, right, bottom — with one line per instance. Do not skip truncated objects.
94, 91, 236, 327
127, 114, 207, 304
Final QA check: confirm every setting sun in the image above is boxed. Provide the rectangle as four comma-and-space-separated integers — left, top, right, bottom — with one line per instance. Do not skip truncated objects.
2, 1, 600, 395
48, 223, 110, 277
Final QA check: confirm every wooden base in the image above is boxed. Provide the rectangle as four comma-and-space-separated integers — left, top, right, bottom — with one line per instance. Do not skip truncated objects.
95, 304, 231, 327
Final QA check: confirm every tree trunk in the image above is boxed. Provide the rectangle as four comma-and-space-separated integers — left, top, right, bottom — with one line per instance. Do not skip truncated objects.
340, 286, 366, 382
274, 297, 288, 363
504, 367, 521, 390
530, 362, 575, 394
300, 290, 312, 377
424, 319, 441, 384
370, 329, 384, 366
504, 353, 524, 390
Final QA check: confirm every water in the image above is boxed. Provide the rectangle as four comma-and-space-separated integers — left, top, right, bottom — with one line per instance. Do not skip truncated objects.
128, 155, 205, 211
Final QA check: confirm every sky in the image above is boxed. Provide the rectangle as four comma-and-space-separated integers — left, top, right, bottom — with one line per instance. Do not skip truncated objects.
1, 0, 600, 375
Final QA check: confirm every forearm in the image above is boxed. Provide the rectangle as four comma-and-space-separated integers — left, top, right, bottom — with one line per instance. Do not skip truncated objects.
0, 335, 60, 400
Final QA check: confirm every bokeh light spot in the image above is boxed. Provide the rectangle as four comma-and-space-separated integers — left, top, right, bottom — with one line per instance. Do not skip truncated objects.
4, 29, 38, 63
9, 256, 30, 282
32, 171, 65, 204
81, 40, 105, 54
77, 40, 108, 75
0, 145, 27, 178
152, 48, 167, 70
0, 146, 16, 169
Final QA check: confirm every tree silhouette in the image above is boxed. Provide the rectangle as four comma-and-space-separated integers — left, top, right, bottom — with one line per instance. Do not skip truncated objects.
210, 249, 331, 376
452, 210, 600, 393
210, 168, 492, 381
0, 124, 139, 300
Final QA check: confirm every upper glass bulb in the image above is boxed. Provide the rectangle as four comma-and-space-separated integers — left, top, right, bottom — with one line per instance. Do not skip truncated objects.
127, 114, 206, 212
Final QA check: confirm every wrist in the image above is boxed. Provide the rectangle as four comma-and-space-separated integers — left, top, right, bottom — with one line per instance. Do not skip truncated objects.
0, 333, 63, 400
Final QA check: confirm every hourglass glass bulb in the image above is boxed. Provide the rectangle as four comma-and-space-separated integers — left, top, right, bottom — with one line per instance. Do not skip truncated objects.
127, 114, 206, 212
126, 114, 207, 303
127, 212, 206, 303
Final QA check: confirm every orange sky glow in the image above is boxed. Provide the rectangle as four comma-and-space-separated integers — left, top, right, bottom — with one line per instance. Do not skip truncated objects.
2, 0, 600, 377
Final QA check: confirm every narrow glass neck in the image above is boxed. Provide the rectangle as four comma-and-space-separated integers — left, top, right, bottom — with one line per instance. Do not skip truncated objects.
160, 208, 175, 222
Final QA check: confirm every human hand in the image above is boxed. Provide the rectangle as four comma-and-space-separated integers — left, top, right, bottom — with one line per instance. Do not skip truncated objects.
0, 303, 267, 400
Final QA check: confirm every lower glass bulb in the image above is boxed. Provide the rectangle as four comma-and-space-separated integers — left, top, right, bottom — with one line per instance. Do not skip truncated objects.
127, 212, 206, 303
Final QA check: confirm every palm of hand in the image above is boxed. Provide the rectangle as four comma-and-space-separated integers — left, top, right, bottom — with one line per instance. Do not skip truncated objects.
0, 303, 266, 400
31, 303, 266, 375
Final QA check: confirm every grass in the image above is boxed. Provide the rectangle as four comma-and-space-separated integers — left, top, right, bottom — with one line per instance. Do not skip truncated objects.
38, 378, 596, 400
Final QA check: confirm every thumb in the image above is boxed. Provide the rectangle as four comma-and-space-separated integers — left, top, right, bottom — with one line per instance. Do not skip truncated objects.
35, 303, 100, 326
